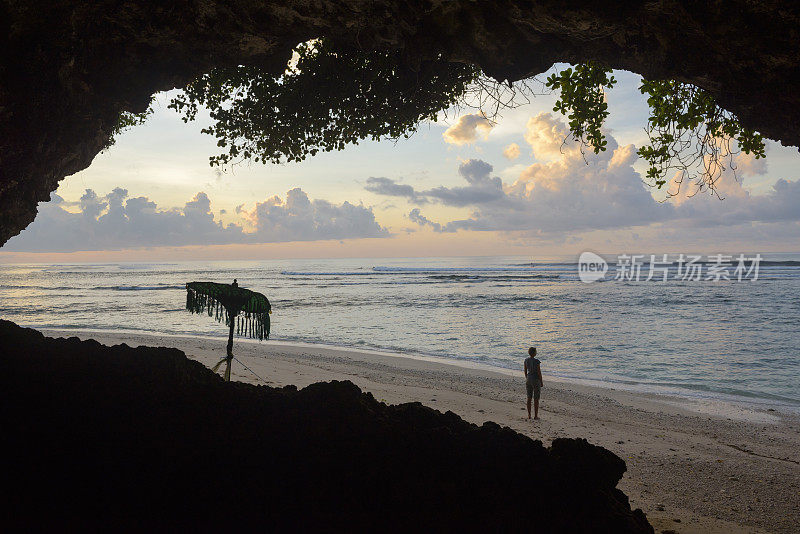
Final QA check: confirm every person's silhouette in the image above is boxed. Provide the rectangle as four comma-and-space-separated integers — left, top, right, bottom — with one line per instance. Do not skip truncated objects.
524, 347, 543, 420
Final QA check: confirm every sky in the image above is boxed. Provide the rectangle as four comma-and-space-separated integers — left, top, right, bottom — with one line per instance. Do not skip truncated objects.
2, 69, 799, 262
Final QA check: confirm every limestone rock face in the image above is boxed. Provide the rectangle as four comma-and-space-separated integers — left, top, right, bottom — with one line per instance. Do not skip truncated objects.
0, 320, 653, 531
1, 1, 799, 245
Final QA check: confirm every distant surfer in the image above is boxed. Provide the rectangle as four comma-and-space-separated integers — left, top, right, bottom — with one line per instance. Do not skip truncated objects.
524, 347, 543, 420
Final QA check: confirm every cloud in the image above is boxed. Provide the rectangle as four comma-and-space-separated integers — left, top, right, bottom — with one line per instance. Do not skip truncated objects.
502, 143, 520, 160
3, 187, 388, 252
364, 160, 506, 208
442, 113, 493, 145
423, 160, 507, 207
443, 130, 668, 234
242, 188, 388, 242
80, 189, 106, 219
666, 158, 800, 227
371, 114, 667, 234
666, 149, 767, 206
364, 177, 422, 203
374, 113, 800, 237
408, 208, 442, 232
523, 112, 577, 160
754, 179, 800, 221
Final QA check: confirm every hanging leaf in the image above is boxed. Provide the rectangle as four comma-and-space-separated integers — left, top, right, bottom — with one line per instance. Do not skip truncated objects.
185, 281, 271, 340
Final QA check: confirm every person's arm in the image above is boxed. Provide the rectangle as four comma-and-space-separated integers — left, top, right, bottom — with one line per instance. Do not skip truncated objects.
524, 360, 528, 378
537, 365, 543, 385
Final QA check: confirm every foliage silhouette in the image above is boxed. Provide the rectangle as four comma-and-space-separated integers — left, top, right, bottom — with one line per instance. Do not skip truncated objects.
168, 40, 480, 166
110, 39, 768, 198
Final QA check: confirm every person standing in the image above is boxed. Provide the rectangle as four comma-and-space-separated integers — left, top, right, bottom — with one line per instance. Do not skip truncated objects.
524, 347, 543, 420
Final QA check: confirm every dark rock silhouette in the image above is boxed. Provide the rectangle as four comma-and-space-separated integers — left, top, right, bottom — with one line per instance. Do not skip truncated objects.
0, 320, 652, 532
2, 1, 799, 244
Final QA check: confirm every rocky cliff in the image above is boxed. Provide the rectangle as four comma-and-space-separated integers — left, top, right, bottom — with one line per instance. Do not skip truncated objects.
0, 320, 652, 531
1, 1, 799, 245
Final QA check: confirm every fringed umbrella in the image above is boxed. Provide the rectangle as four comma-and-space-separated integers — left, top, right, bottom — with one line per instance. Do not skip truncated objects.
185, 279, 271, 381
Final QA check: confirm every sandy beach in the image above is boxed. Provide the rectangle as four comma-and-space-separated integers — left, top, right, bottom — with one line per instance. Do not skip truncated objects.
44, 329, 800, 534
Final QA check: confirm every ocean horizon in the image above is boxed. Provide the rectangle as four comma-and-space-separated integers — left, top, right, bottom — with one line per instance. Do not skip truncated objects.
2, 253, 799, 412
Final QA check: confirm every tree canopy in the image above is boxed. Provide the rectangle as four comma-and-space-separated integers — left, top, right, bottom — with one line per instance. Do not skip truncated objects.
115, 39, 766, 198
168, 40, 480, 165
546, 64, 765, 194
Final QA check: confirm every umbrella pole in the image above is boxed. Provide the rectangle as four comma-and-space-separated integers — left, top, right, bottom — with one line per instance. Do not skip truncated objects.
225, 312, 235, 381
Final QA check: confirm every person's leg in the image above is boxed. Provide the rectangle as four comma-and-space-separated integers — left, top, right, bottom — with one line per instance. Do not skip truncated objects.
526, 382, 533, 419
533, 385, 541, 419
534, 398, 539, 420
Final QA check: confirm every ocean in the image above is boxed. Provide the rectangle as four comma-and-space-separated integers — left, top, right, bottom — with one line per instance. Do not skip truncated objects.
2, 254, 799, 411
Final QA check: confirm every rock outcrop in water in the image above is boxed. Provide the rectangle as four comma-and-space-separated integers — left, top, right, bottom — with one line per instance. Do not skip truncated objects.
1, 1, 799, 245
0, 320, 652, 532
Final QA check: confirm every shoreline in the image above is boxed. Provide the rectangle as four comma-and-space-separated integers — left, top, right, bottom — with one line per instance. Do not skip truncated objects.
42, 327, 800, 533
38, 324, 799, 420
